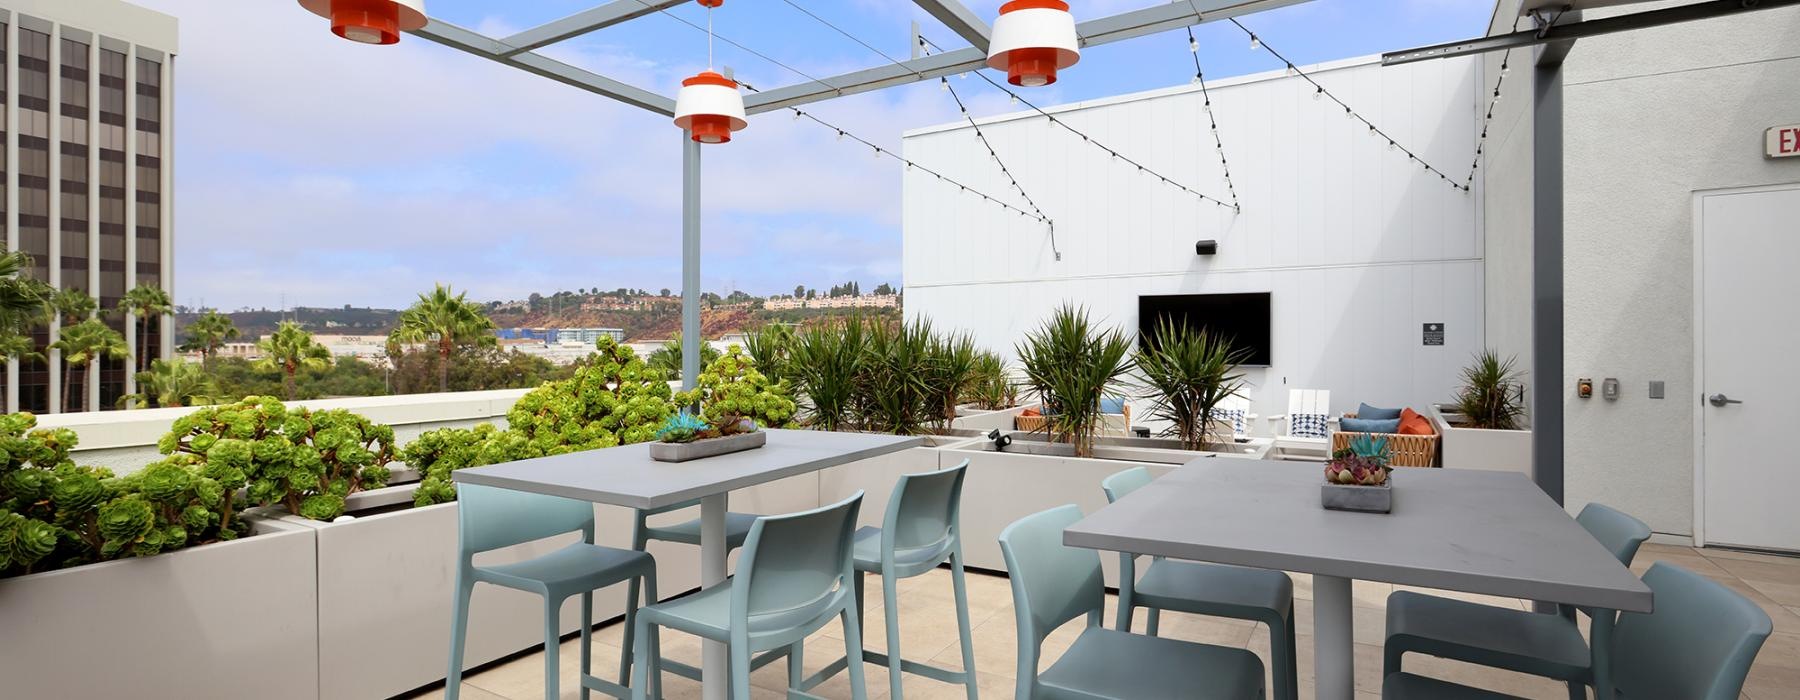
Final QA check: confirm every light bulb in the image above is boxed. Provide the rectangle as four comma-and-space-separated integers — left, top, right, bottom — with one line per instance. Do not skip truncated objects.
792, 110, 802, 121
1388, 141, 1395, 151
1312, 88, 1321, 101
873, 147, 882, 160
836, 130, 844, 141
1501, 63, 1510, 76
1189, 37, 1198, 53
1285, 64, 1295, 77
1249, 34, 1260, 51
940, 78, 949, 91
1192, 74, 1203, 86
1010, 94, 1019, 105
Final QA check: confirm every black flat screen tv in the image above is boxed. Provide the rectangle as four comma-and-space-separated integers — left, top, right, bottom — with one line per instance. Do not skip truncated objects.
1137, 293, 1273, 367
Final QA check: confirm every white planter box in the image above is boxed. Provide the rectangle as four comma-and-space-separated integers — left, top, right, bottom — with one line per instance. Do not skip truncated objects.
949, 404, 1033, 433
283, 470, 822, 699
0, 516, 320, 700
1431, 405, 1532, 476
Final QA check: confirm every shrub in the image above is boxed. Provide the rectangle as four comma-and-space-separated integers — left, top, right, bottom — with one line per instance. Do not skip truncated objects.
1135, 317, 1249, 450
962, 351, 1019, 411
675, 345, 796, 433
1016, 304, 1135, 457
401, 423, 515, 507
858, 319, 937, 435
160, 396, 394, 522
507, 336, 675, 455
788, 316, 868, 432
1455, 350, 1526, 430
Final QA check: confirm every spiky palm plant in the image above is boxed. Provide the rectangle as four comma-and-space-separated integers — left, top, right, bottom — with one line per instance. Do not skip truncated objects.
392, 284, 496, 393
1015, 304, 1136, 457
1135, 318, 1250, 450
859, 319, 937, 435
647, 333, 721, 383
788, 316, 866, 432
925, 329, 979, 431
256, 321, 332, 401
962, 351, 1019, 411
1455, 350, 1526, 430
179, 310, 240, 369
742, 324, 794, 385
122, 359, 216, 408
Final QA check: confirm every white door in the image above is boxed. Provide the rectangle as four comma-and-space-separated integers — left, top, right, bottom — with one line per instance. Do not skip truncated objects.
1699, 185, 1800, 551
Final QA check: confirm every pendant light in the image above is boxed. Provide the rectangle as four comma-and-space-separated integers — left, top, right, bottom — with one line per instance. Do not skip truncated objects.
672, 0, 747, 144
298, 0, 427, 45
986, 0, 1079, 88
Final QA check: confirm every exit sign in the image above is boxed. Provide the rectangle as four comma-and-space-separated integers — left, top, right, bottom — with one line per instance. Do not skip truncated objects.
1769, 125, 1800, 159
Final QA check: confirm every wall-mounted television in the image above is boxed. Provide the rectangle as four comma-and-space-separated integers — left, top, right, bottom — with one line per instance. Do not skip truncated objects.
1137, 292, 1274, 367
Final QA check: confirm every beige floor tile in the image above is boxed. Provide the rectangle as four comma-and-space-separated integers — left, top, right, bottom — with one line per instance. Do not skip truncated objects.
1740, 633, 1800, 700
396, 683, 510, 700
1708, 556, 1800, 586
1701, 547, 1800, 566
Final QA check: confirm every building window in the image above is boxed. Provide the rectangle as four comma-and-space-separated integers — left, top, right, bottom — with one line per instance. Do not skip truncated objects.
60, 38, 91, 294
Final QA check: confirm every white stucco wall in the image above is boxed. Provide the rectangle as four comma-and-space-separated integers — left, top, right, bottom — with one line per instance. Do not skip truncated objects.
901, 55, 1486, 420
1484, 1, 1800, 536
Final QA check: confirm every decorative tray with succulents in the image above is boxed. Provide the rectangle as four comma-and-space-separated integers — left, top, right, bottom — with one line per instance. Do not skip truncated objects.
649, 412, 767, 463
1321, 434, 1394, 514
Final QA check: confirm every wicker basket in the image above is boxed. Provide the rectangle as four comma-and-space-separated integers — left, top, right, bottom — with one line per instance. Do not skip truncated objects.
1332, 412, 1440, 468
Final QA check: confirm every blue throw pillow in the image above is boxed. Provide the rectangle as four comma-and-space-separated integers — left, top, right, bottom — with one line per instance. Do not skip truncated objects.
1356, 402, 1403, 421
1099, 397, 1126, 415
1340, 417, 1401, 434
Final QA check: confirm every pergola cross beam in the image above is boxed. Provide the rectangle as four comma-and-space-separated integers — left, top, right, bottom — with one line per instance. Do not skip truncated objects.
911, 0, 991, 51
498, 0, 689, 57
412, 19, 678, 116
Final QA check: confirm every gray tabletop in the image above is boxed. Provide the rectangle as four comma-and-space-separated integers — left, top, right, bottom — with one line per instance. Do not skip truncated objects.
452, 429, 925, 510
1063, 460, 1653, 613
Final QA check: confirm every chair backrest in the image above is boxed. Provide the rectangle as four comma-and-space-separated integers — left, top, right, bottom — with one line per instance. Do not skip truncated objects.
734, 491, 863, 623
884, 459, 969, 553
1101, 466, 1153, 504
455, 483, 595, 557
1609, 563, 1772, 700
1576, 502, 1652, 567
1099, 396, 1127, 416
998, 505, 1105, 645
1286, 389, 1331, 438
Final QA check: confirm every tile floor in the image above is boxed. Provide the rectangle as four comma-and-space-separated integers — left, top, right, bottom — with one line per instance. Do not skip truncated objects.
404, 543, 1800, 700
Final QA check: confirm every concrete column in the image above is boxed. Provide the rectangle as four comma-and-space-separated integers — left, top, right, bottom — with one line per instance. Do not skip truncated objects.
46, 21, 60, 412
122, 44, 136, 404
158, 55, 171, 363
1531, 56, 1565, 506
681, 134, 700, 392
5, 19, 19, 414
85, 37, 98, 412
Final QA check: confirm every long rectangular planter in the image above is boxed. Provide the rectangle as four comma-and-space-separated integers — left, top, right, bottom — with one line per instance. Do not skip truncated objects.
649, 430, 766, 462
0, 516, 320, 700
1430, 405, 1532, 475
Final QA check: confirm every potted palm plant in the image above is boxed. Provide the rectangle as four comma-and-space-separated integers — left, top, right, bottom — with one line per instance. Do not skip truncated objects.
1015, 304, 1135, 458
1135, 318, 1249, 451
1431, 350, 1532, 473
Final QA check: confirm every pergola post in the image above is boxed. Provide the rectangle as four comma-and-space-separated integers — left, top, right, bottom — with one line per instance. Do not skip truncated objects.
1532, 37, 1573, 508
681, 134, 702, 392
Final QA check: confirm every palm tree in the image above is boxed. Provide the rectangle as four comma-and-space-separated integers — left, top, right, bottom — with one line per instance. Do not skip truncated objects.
179, 310, 239, 369
49, 318, 128, 413
256, 321, 332, 400
118, 284, 173, 374
48, 288, 97, 323
392, 284, 496, 393
121, 359, 215, 408
0, 251, 50, 334
647, 333, 721, 382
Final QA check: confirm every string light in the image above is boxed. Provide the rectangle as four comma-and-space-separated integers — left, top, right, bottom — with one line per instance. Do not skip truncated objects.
1185, 26, 1241, 210
1235, 17, 1470, 193
936, 61, 1054, 232
921, 34, 1236, 212
1463, 49, 1514, 191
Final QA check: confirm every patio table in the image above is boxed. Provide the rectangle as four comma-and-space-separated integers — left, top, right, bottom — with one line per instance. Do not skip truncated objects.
1062, 460, 1652, 700
453, 428, 925, 700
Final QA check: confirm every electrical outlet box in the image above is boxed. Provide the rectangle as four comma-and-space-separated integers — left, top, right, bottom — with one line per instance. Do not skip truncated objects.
1578, 378, 1593, 399
1603, 378, 1620, 401
1649, 381, 1665, 399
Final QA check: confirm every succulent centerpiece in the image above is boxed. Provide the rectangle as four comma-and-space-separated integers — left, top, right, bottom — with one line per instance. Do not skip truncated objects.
1321, 434, 1394, 513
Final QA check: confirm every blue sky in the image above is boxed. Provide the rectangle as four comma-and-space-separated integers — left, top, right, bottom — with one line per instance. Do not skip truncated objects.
137, 0, 1494, 310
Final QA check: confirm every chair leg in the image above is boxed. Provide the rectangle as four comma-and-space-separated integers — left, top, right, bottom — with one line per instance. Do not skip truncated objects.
1145, 607, 1161, 637
544, 597, 563, 700
630, 616, 654, 700
882, 570, 904, 700
641, 571, 660, 700
580, 591, 594, 700
620, 578, 641, 687
788, 641, 805, 691
841, 606, 871, 700
730, 642, 753, 700
446, 572, 475, 700
1268, 615, 1298, 700
949, 554, 980, 700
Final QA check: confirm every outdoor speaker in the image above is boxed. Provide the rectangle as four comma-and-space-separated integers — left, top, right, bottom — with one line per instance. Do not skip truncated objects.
1195, 239, 1218, 256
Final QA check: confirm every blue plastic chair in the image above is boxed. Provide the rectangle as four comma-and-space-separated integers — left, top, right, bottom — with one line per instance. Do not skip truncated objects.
998, 505, 1266, 699
620, 499, 757, 686
1383, 503, 1651, 700
447, 484, 658, 700
800, 459, 979, 699
1102, 467, 1298, 700
1384, 562, 1773, 700
630, 492, 871, 700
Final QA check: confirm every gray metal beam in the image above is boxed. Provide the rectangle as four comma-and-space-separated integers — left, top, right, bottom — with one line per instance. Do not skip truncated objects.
411, 19, 678, 116
1383, 0, 1799, 66
744, 0, 1312, 114
499, 0, 687, 57
912, 0, 991, 51
681, 135, 702, 392
1531, 58, 1563, 507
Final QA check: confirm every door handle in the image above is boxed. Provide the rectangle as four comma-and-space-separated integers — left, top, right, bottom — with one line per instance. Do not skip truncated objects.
1708, 393, 1744, 407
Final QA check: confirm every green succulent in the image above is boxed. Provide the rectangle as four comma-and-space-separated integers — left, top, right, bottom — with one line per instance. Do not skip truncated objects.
673, 346, 797, 435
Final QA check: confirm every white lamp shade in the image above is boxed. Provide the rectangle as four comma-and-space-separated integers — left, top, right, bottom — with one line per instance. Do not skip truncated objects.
986, 1, 1080, 86
299, 0, 428, 45
673, 72, 748, 144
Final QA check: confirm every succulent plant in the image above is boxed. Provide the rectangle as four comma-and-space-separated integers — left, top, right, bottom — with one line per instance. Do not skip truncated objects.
654, 411, 713, 444
0, 413, 117, 575
402, 423, 513, 507
163, 397, 393, 522
673, 345, 796, 435
1325, 434, 1391, 486
507, 336, 676, 456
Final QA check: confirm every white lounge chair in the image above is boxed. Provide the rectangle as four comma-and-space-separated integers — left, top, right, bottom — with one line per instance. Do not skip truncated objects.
1266, 389, 1336, 460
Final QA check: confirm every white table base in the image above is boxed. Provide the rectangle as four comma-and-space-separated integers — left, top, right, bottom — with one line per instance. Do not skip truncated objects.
700, 493, 729, 700
1313, 574, 1354, 700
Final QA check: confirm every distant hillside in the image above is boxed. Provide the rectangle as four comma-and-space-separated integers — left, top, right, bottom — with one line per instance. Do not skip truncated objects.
174, 306, 402, 342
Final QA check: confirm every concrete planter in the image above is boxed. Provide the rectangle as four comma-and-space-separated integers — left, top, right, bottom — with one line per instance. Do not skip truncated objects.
1430, 404, 1532, 476
0, 516, 320, 700
1321, 481, 1393, 513
948, 404, 1032, 433
649, 430, 766, 462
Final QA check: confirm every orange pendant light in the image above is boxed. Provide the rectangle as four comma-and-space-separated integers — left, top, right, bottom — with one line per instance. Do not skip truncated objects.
298, 0, 427, 45
986, 0, 1080, 87
672, 0, 746, 144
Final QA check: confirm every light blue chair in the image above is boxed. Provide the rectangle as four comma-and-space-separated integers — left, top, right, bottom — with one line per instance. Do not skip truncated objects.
1384, 562, 1773, 699
447, 484, 657, 700
800, 459, 979, 699
1102, 467, 1298, 700
621, 499, 757, 685
998, 505, 1266, 699
630, 492, 871, 700
1383, 503, 1651, 700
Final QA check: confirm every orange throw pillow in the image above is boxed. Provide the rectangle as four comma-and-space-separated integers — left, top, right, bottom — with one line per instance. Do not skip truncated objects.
1022, 407, 1042, 417
1398, 408, 1433, 435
